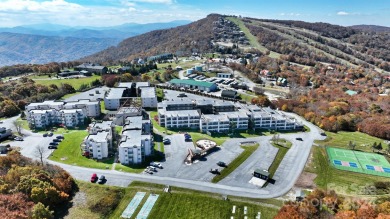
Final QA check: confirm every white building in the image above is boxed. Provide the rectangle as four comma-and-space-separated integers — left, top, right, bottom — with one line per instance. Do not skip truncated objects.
104, 82, 157, 110
28, 108, 85, 128
158, 99, 302, 132
158, 110, 200, 129
26, 100, 100, 129
200, 114, 230, 132
118, 116, 153, 165
84, 121, 113, 159
139, 87, 157, 108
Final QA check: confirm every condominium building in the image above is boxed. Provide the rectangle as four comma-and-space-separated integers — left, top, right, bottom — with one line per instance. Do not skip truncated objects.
83, 121, 113, 159
118, 116, 153, 165
25, 99, 101, 129
28, 109, 85, 128
104, 82, 157, 110
158, 98, 302, 132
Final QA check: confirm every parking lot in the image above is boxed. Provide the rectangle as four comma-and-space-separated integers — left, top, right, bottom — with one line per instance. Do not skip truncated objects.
7, 132, 62, 159
152, 133, 244, 181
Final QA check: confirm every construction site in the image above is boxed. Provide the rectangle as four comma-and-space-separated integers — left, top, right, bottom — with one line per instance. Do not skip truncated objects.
185, 139, 218, 165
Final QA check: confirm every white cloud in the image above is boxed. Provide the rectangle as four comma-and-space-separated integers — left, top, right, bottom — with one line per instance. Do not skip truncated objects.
337, 11, 349, 16
0, 0, 202, 27
130, 0, 172, 4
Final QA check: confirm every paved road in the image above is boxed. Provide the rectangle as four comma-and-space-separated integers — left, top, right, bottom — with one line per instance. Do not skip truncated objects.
1, 111, 324, 199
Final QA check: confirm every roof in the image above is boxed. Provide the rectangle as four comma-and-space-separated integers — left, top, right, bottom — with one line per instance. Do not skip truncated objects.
123, 116, 143, 130
170, 79, 216, 88
164, 110, 200, 117
201, 114, 229, 122
106, 88, 126, 99
346, 90, 358, 96
87, 131, 109, 142
140, 87, 156, 98
90, 121, 112, 130
221, 90, 237, 97
254, 169, 270, 176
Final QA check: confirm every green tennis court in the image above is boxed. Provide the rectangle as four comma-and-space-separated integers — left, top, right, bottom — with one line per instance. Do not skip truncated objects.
327, 147, 390, 178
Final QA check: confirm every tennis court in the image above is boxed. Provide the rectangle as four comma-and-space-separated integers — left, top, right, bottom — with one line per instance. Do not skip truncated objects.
136, 194, 159, 219
121, 192, 146, 219
327, 147, 390, 177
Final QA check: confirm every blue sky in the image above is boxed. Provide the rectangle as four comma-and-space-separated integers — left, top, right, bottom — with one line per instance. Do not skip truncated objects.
0, 0, 389, 27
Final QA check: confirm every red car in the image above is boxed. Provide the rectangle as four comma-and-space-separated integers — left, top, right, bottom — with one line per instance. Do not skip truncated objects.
90, 173, 98, 183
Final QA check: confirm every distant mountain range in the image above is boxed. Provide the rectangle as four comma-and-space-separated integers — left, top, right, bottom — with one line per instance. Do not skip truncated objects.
0, 20, 190, 66
349, 25, 390, 33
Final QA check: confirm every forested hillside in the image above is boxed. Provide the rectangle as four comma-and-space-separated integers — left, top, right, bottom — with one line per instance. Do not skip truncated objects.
242, 18, 390, 71
80, 14, 220, 64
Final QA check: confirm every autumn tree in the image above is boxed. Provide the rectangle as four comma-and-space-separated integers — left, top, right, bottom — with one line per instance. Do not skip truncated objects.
32, 202, 53, 219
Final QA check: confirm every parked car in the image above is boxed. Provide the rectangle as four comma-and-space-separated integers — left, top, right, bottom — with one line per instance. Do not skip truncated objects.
217, 161, 227, 167
53, 138, 62, 142
144, 169, 153, 175
320, 132, 327, 136
150, 162, 163, 169
49, 142, 59, 146
48, 146, 57, 149
14, 136, 23, 141
209, 168, 220, 174
48, 132, 53, 137
163, 138, 171, 145
98, 175, 106, 184
90, 173, 98, 183
147, 166, 157, 172
296, 137, 303, 141
43, 133, 48, 137
56, 135, 64, 139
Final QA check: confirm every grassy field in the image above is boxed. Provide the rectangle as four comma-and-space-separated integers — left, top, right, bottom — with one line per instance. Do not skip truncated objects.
64, 181, 124, 219
108, 181, 279, 219
315, 131, 388, 153
268, 139, 292, 179
212, 144, 259, 183
305, 146, 390, 195
227, 17, 281, 59
49, 130, 114, 169
33, 75, 101, 90
59, 92, 81, 100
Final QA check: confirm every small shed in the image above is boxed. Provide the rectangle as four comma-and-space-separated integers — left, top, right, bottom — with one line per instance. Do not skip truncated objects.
253, 169, 270, 180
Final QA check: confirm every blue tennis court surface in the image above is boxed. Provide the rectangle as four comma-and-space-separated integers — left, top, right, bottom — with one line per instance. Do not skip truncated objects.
334, 160, 341, 165
136, 194, 159, 219
384, 168, 390, 173
121, 192, 146, 219
349, 162, 358, 168
366, 165, 375, 170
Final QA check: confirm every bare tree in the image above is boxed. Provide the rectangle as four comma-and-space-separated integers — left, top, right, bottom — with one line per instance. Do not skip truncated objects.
13, 120, 23, 135
34, 145, 47, 166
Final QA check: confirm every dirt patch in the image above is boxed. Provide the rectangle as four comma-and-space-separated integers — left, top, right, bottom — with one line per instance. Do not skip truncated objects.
71, 191, 87, 207
295, 172, 317, 189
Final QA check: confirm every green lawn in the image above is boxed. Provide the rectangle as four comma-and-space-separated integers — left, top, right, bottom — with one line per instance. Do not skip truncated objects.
305, 146, 389, 195
239, 93, 254, 103
212, 144, 259, 183
59, 92, 81, 100
268, 140, 291, 179
114, 164, 146, 173
315, 131, 387, 153
33, 75, 101, 90
49, 130, 113, 169
109, 181, 279, 219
